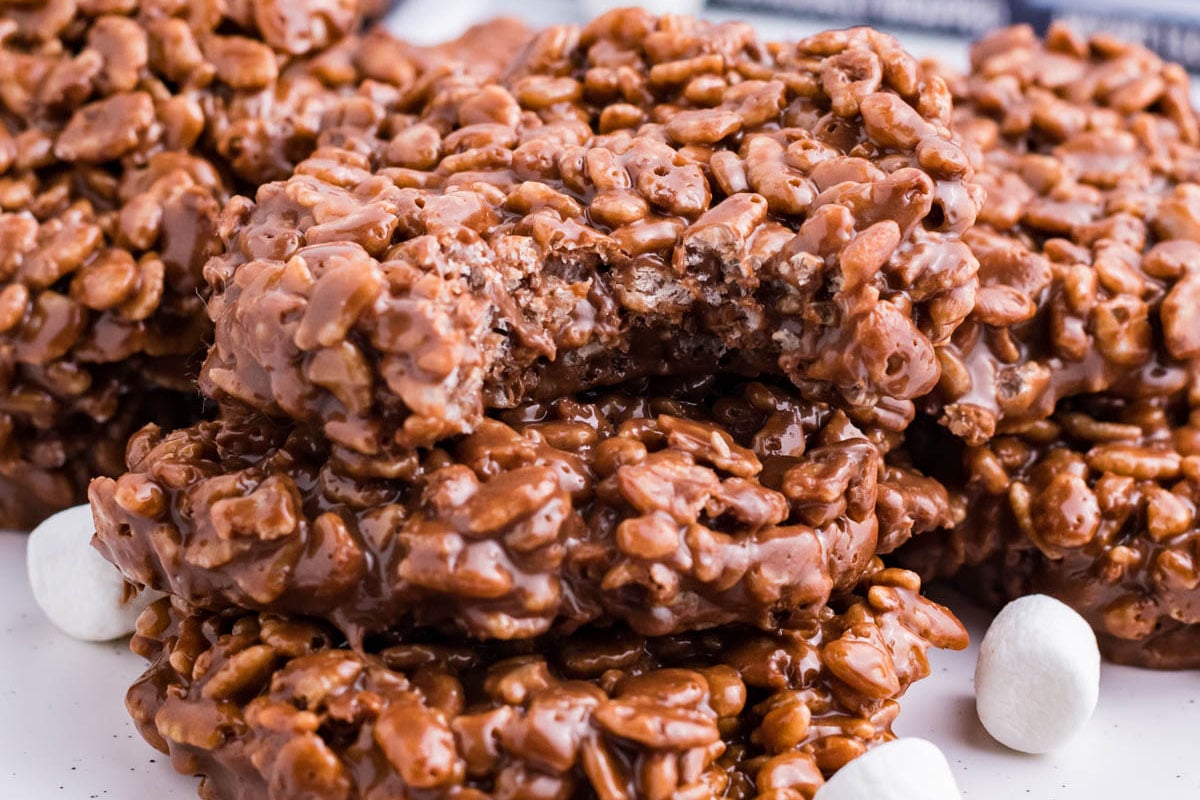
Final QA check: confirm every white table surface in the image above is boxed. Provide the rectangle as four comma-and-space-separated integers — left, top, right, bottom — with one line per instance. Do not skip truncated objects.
2, 530, 1198, 799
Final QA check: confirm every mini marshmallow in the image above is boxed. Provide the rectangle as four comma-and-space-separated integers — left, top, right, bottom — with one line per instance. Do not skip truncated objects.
814, 738, 960, 800
975, 594, 1100, 754
26, 504, 161, 641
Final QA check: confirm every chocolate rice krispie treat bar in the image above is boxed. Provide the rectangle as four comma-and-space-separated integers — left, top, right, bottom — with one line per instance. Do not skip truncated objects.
199, 11, 982, 470
92, 380, 952, 642
0, 383, 200, 529
889, 24, 1200, 670
125, 561, 967, 800
903, 388, 1200, 669
928, 23, 1200, 445
0, 121, 223, 526
0, 3, 524, 528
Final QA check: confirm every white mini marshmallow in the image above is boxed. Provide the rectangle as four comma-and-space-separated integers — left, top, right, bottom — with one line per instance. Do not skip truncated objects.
814, 738, 960, 800
26, 504, 161, 641
975, 594, 1100, 754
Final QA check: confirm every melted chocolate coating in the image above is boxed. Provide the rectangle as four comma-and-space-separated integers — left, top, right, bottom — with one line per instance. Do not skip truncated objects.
92, 380, 952, 642
199, 15, 981, 468
927, 23, 1200, 445
124, 565, 967, 800
903, 391, 1200, 669
0, 3, 524, 528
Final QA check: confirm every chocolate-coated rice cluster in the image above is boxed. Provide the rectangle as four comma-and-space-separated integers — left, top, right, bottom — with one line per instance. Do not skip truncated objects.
930, 23, 1200, 445
92, 380, 953, 642
904, 390, 1200, 668
125, 563, 966, 800
0, 128, 222, 526
199, 12, 982, 471
887, 24, 1200, 670
0, 1, 510, 528
0, 382, 198, 529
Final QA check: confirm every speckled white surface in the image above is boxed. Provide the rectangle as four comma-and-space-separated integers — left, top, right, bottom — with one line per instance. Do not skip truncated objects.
2, 529, 1198, 798
896, 594, 1200, 799
0, 531, 194, 799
